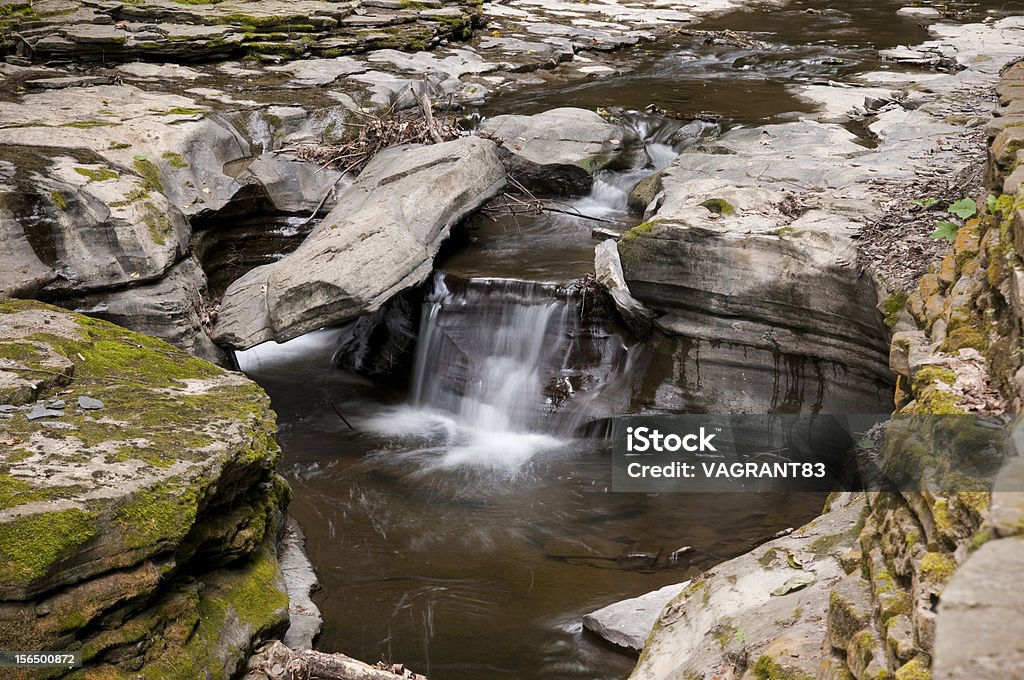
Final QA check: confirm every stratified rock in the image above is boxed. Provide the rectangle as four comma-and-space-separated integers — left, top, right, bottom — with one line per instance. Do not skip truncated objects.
933, 539, 1024, 679
477, 107, 645, 196
0, 299, 290, 678
57, 257, 227, 366
583, 582, 689, 653
630, 495, 865, 680
615, 120, 895, 413
214, 136, 506, 349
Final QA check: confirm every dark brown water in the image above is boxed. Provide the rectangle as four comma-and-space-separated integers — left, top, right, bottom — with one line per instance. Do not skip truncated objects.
237, 1, 1015, 678
240, 331, 828, 679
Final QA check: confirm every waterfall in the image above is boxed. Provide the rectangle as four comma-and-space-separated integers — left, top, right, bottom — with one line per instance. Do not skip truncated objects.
361, 273, 631, 475
411, 274, 570, 432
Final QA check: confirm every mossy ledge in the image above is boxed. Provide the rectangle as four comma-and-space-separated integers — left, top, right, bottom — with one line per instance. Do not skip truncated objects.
0, 299, 290, 679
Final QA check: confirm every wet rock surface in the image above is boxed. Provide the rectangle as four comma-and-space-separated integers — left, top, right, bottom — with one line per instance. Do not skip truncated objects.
0, 299, 289, 678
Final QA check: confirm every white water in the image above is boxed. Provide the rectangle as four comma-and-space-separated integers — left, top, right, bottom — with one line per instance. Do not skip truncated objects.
362, 275, 578, 476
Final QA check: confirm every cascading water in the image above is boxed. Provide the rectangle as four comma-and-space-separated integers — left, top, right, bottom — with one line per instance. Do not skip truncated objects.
362, 273, 631, 475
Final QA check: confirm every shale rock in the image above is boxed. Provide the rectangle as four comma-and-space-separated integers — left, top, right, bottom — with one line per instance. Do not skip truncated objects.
0, 299, 290, 679
630, 495, 865, 680
214, 136, 506, 349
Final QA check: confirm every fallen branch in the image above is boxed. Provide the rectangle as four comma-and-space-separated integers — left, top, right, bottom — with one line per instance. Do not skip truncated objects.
247, 641, 428, 680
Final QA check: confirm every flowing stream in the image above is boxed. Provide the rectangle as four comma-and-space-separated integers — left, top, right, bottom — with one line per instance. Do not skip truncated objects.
237, 1, 1013, 678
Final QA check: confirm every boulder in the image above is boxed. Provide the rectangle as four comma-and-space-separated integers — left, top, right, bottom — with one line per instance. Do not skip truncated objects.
0, 299, 289, 677
214, 136, 506, 349
477, 107, 645, 196
613, 120, 895, 413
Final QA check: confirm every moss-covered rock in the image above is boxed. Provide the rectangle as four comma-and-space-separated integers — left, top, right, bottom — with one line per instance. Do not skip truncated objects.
0, 300, 289, 678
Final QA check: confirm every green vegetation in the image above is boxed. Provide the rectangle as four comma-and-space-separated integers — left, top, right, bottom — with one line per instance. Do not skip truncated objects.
50, 190, 68, 210
61, 120, 119, 129
0, 508, 97, 585
883, 290, 909, 327
753, 655, 815, 680
700, 197, 735, 215
160, 152, 189, 169
132, 156, 164, 193
74, 166, 120, 182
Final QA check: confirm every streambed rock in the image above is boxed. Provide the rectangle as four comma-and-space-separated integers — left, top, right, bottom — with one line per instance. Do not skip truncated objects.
584, 581, 690, 653
214, 136, 506, 349
0, 299, 290, 678
629, 495, 865, 680
478, 107, 646, 195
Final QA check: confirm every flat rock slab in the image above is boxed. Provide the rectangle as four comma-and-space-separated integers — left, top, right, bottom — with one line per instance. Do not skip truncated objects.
583, 581, 690, 653
214, 136, 506, 348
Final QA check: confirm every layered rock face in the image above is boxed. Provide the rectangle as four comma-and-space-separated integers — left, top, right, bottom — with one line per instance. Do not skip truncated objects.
0, 300, 290, 679
614, 121, 895, 414
3, 0, 482, 64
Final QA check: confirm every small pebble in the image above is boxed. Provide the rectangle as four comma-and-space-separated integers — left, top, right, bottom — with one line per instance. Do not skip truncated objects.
46, 399, 66, 409
78, 396, 104, 410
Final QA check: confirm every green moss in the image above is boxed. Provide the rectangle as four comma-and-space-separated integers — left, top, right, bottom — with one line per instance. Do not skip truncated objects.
895, 657, 931, 680
136, 541, 287, 680
115, 483, 202, 550
920, 551, 957, 584
967, 527, 992, 551
753, 655, 814, 680
108, 141, 132, 150
0, 475, 41, 509
74, 166, 120, 182
624, 220, 660, 239
109, 188, 150, 208
912, 366, 957, 391
50, 190, 68, 210
61, 121, 119, 129
575, 153, 613, 173
700, 197, 735, 215
160, 152, 189, 169
883, 291, 909, 328
141, 202, 172, 246
940, 326, 988, 353
152, 107, 206, 117
0, 508, 97, 586
132, 158, 164, 193
912, 389, 963, 415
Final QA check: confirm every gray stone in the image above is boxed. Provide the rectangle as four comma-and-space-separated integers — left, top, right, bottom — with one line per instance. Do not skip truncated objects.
26, 406, 64, 420
58, 258, 226, 366
478, 107, 645, 195
933, 539, 1024, 679
77, 396, 104, 410
279, 516, 323, 649
214, 137, 506, 348
583, 582, 689, 653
